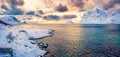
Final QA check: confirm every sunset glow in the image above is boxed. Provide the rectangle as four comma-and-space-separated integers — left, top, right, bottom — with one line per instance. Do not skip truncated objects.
0, 0, 120, 24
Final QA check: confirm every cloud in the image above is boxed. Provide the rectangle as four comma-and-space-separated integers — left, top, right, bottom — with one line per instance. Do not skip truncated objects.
70, 0, 84, 8
68, 0, 85, 11
43, 14, 77, 21
1, 5, 9, 11
0, 0, 24, 15
43, 15, 60, 20
26, 11, 35, 15
103, 0, 120, 10
1, 5, 24, 15
68, 0, 95, 11
1, 0, 24, 9
61, 15, 77, 19
3, 9, 24, 15
1, 0, 120, 15
7, 0, 24, 6
38, 10, 44, 14
69, 0, 120, 11
55, 4, 68, 12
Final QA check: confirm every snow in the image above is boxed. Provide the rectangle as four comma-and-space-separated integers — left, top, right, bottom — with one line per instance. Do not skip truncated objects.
0, 54, 11, 57
81, 8, 108, 24
11, 27, 53, 39
81, 8, 120, 24
0, 16, 21, 25
0, 16, 53, 57
15, 15, 41, 24
108, 9, 120, 24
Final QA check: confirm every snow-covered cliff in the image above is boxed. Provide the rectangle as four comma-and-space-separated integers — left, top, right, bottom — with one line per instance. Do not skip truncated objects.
81, 8, 108, 24
0, 16, 53, 57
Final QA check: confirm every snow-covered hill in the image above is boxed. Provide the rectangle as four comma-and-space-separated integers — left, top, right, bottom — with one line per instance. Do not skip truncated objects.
0, 16, 53, 57
81, 8, 108, 24
0, 16, 21, 25
108, 9, 120, 24
81, 8, 120, 24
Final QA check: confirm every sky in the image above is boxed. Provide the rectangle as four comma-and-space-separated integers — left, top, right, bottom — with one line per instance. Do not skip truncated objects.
0, 0, 120, 24
0, 0, 120, 14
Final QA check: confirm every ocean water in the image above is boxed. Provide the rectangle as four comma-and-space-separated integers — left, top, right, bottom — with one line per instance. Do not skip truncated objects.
19, 24, 120, 57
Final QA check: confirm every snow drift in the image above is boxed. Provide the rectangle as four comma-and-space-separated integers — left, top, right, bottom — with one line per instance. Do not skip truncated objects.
0, 16, 53, 57
0, 16, 21, 25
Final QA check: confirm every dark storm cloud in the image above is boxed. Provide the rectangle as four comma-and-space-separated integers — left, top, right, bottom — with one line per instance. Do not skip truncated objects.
7, 0, 24, 6
103, 0, 120, 10
1, 5, 9, 11
3, 9, 24, 15
70, 0, 120, 11
38, 10, 44, 14
26, 11, 35, 15
2, 0, 24, 9
43, 15, 60, 20
55, 4, 68, 12
1, 6, 24, 15
43, 14, 77, 20
61, 15, 77, 19
69, 0, 94, 11
8, 0, 24, 10
70, 0, 84, 8
0, 0, 24, 15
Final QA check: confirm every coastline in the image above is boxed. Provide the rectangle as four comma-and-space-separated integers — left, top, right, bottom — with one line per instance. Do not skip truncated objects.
0, 23, 54, 57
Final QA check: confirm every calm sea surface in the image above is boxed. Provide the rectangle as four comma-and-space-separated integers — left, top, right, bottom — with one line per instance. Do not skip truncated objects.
18, 24, 120, 57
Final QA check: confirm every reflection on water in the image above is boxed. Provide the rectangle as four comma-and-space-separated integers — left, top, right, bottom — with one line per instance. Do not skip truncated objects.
18, 24, 120, 57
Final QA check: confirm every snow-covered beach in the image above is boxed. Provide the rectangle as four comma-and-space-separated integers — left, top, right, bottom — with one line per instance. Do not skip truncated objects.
0, 16, 53, 57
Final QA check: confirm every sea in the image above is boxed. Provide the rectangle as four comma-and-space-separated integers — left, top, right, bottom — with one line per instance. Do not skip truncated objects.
18, 24, 120, 57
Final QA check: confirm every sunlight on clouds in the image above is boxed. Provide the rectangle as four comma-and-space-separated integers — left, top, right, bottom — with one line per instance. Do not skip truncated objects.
23, 0, 44, 11
38, 11, 85, 24
39, 19, 67, 24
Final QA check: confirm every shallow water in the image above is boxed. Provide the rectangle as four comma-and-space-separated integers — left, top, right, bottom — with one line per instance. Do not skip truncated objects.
18, 24, 120, 57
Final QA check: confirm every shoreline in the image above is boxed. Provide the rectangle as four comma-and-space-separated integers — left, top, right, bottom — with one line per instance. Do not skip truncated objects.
0, 24, 54, 57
